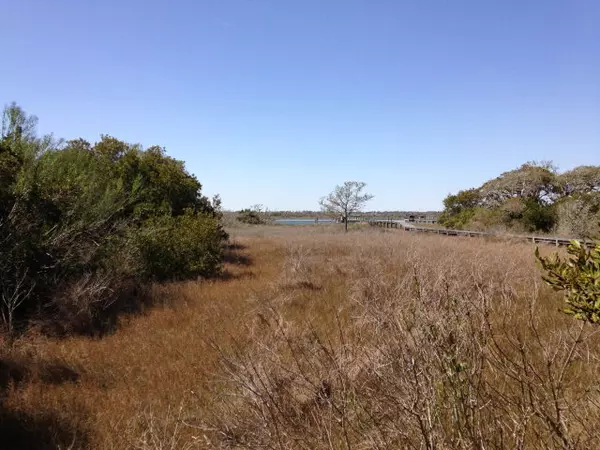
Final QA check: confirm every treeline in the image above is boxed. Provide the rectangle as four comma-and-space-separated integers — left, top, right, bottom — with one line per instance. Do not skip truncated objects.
439, 161, 600, 237
0, 103, 226, 334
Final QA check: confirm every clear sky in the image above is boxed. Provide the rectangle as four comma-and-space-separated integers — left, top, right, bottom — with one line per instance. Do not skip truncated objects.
2, 0, 599, 211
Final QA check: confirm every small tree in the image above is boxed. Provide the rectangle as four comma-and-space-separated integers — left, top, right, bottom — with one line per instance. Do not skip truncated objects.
536, 241, 600, 323
320, 181, 373, 232
237, 205, 269, 225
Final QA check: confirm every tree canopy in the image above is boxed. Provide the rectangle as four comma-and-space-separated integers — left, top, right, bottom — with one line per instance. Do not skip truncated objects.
320, 181, 373, 232
440, 161, 600, 237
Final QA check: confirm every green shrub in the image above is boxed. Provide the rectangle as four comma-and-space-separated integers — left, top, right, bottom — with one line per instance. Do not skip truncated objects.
0, 103, 227, 333
536, 241, 600, 323
520, 199, 556, 232
440, 162, 600, 234
237, 208, 265, 225
438, 207, 476, 229
438, 189, 480, 229
135, 211, 224, 281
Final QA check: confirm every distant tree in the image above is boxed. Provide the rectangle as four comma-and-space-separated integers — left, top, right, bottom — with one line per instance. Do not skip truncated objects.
1, 101, 38, 142
439, 162, 600, 234
479, 161, 560, 207
320, 181, 373, 232
560, 166, 600, 195
438, 188, 481, 229
443, 188, 481, 213
236, 204, 271, 225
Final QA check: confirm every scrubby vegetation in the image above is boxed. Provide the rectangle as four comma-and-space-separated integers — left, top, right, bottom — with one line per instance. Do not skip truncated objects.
236, 205, 270, 225
0, 103, 226, 334
439, 161, 600, 237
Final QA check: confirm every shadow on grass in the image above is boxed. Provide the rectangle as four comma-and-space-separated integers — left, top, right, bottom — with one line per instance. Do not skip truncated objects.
220, 242, 255, 281
281, 281, 322, 291
28, 241, 256, 338
0, 407, 89, 450
219, 270, 256, 281
0, 358, 88, 450
38, 281, 153, 338
226, 242, 247, 251
224, 242, 253, 266
0, 358, 80, 390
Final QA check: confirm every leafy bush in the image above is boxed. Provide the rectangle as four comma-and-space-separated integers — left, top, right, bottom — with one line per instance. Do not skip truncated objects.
135, 211, 224, 281
438, 188, 480, 229
536, 241, 600, 323
441, 161, 598, 234
520, 199, 556, 232
0, 103, 227, 334
237, 206, 269, 225
438, 207, 476, 229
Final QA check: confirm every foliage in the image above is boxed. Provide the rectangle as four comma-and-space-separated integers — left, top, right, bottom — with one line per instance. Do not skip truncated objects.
441, 161, 599, 235
237, 205, 269, 225
319, 181, 373, 232
438, 208, 475, 229
0, 103, 226, 334
438, 188, 480, 228
479, 161, 560, 206
520, 200, 556, 232
560, 166, 600, 195
135, 210, 224, 281
556, 195, 600, 239
442, 188, 481, 213
536, 241, 600, 323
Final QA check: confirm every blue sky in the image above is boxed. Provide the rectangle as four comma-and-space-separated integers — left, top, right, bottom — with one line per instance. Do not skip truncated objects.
2, 0, 599, 211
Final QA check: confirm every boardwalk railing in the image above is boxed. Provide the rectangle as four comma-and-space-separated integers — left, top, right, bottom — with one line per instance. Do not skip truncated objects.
363, 218, 596, 248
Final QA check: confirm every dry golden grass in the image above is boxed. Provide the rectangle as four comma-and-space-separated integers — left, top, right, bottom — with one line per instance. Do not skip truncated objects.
1, 226, 599, 449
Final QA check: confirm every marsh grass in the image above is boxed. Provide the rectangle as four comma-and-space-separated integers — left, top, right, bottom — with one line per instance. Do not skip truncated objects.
1, 227, 599, 449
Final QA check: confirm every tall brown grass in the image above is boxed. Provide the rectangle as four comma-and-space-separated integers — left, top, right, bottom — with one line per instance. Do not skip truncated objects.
1, 226, 599, 449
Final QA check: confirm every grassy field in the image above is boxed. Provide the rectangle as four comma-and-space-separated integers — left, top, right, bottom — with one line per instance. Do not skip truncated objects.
2, 225, 600, 449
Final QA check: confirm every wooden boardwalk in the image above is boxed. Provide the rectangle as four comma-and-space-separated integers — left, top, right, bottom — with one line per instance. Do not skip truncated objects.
359, 218, 596, 248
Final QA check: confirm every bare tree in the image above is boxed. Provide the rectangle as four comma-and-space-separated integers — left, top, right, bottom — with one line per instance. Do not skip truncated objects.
1, 269, 34, 333
320, 181, 373, 232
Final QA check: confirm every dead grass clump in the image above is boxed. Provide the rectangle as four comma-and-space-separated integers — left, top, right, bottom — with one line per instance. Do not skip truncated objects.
204, 231, 600, 449
278, 244, 321, 291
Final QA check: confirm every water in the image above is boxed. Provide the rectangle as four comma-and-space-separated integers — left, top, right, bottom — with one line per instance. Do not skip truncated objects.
274, 218, 336, 225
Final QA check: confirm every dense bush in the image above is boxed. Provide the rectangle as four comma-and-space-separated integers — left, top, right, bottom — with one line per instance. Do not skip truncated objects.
440, 161, 600, 236
437, 188, 479, 229
237, 206, 269, 225
0, 103, 226, 334
135, 211, 225, 281
520, 198, 557, 232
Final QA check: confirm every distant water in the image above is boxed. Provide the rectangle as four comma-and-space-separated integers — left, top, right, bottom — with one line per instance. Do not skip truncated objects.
274, 218, 335, 225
